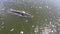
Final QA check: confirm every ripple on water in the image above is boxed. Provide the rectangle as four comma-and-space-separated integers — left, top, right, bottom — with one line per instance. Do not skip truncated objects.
32, 25, 35, 28
22, 0, 24, 1
45, 5, 52, 9
1, 8, 5, 10
20, 31, 24, 34
1, 21, 4, 25
25, 20, 28, 22
45, 6, 49, 8
0, 26, 4, 30
31, 7, 33, 8
45, 19, 47, 21
39, 7, 42, 9
34, 25, 39, 33
10, 28, 14, 31
41, 21, 57, 34
1, 26, 4, 28
42, 27, 51, 34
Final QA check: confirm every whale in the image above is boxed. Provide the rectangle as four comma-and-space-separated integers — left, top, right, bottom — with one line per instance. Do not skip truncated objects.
8, 9, 33, 18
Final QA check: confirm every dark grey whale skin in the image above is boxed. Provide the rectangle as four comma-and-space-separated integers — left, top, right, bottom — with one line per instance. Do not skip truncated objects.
9, 11, 33, 18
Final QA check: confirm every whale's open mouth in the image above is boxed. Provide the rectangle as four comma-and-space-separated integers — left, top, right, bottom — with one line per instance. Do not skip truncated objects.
8, 9, 33, 18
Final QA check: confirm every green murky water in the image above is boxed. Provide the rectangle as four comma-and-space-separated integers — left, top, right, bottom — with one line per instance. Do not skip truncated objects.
0, 0, 60, 34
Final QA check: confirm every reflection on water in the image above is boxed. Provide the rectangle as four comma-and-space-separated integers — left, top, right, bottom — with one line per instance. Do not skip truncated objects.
0, 0, 60, 34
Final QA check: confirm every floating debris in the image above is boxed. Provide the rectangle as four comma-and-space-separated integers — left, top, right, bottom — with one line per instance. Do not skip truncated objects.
8, 9, 33, 18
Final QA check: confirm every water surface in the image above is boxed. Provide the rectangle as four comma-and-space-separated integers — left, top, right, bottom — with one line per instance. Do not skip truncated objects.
0, 0, 60, 34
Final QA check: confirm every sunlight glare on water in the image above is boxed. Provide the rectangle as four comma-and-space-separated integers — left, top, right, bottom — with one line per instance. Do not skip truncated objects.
10, 28, 14, 31
0, 0, 60, 34
20, 31, 24, 34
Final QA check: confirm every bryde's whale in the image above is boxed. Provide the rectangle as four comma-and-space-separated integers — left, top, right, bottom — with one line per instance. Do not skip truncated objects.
8, 9, 33, 18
